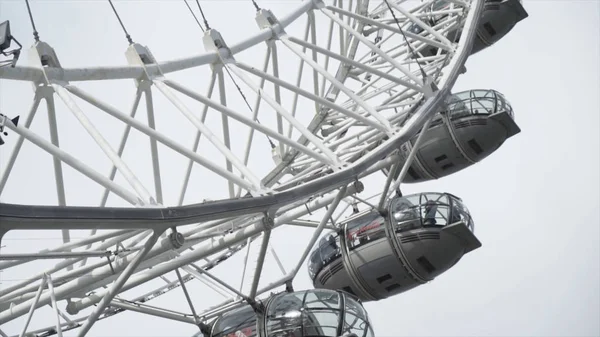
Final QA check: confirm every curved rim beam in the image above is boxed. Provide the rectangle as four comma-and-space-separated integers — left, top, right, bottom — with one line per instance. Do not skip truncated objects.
0, 0, 484, 235
0, 1, 315, 82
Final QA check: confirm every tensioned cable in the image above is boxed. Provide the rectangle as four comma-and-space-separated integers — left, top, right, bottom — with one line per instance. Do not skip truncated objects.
108, 0, 134, 44
187, 0, 276, 149
251, 0, 261, 11
221, 66, 276, 148
24, 0, 40, 42
184, 0, 205, 32
195, 0, 211, 31
382, 0, 427, 80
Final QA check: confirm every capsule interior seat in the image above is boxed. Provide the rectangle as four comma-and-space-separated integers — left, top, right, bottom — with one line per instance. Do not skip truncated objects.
308, 193, 481, 302
206, 289, 374, 337
383, 89, 520, 183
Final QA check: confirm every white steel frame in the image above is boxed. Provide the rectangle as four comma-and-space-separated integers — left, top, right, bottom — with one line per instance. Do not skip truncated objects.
0, 0, 486, 336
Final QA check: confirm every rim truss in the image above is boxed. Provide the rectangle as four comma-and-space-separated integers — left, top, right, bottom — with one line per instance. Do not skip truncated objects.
0, 0, 484, 336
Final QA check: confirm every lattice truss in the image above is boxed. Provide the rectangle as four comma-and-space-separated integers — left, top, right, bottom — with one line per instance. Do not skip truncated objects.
0, 0, 482, 336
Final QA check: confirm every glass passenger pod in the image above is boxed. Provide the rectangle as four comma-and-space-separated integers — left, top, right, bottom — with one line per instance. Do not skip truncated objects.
443, 89, 520, 137
344, 212, 387, 252
211, 305, 258, 337
266, 290, 374, 337
307, 210, 388, 283
208, 290, 374, 337
308, 232, 343, 281
389, 193, 480, 253
409, 0, 528, 57
390, 192, 473, 233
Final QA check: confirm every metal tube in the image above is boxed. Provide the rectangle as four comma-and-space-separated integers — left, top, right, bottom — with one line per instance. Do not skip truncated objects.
217, 70, 235, 198
53, 84, 154, 205
108, 300, 196, 324
61, 184, 362, 315
45, 94, 70, 248
0, 94, 42, 193
387, 100, 434, 199
76, 230, 163, 337
18, 276, 47, 337
248, 229, 271, 298
0, 251, 110, 260
178, 73, 216, 205
99, 87, 143, 207
153, 80, 263, 192
319, 7, 424, 86
0, 2, 316, 82
239, 237, 252, 292
235, 62, 390, 133
46, 274, 63, 337
161, 79, 332, 165
280, 37, 394, 131
0, 229, 133, 270
2, 120, 140, 205
226, 63, 340, 166
174, 269, 200, 324
144, 87, 164, 204
64, 84, 256, 193
289, 186, 346, 277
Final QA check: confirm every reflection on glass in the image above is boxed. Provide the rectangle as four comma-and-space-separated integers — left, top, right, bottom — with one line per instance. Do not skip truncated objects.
345, 212, 387, 251
342, 296, 373, 337
449, 197, 475, 232
308, 233, 342, 280
443, 90, 515, 120
265, 290, 373, 337
388, 193, 475, 232
212, 305, 257, 337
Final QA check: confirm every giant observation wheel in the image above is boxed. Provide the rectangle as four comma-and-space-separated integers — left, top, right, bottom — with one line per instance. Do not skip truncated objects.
0, 0, 528, 336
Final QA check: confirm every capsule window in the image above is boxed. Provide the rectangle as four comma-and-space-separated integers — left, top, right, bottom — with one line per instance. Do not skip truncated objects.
483, 22, 497, 36
417, 256, 436, 273
343, 298, 372, 337
468, 139, 483, 155
407, 167, 421, 180
385, 284, 401, 292
434, 154, 448, 163
376, 274, 392, 284
343, 286, 356, 296
441, 163, 455, 170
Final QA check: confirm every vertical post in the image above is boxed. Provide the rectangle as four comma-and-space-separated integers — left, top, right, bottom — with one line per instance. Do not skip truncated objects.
217, 69, 235, 198
268, 41, 285, 156
144, 87, 164, 204
45, 94, 71, 251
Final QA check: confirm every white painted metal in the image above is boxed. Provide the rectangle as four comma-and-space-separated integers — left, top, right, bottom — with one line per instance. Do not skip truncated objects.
0, 0, 488, 335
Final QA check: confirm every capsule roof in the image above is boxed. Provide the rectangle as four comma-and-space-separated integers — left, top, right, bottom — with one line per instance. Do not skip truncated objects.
445, 89, 515, 120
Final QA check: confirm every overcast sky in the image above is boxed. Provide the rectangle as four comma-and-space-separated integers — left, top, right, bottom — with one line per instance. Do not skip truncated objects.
0, 0, 598, 337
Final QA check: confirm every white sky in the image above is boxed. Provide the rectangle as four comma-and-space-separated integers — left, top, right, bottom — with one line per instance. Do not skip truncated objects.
0, 0, 599, 337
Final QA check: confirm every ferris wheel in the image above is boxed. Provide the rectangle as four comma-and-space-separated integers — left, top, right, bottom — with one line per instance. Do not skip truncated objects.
0, 0, 528, 336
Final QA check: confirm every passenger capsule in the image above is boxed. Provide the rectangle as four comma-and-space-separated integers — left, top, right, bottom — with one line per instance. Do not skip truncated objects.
308, 193, 481, 302
384, 89, 520, 183
409, 0, 528, 57
205, 289, 374, 337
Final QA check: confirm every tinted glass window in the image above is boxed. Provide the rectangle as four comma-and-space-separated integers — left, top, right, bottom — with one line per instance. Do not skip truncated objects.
212, 305, 257, 337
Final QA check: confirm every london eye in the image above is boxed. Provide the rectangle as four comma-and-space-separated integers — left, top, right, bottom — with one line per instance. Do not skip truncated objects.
0, 0, 532, 336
